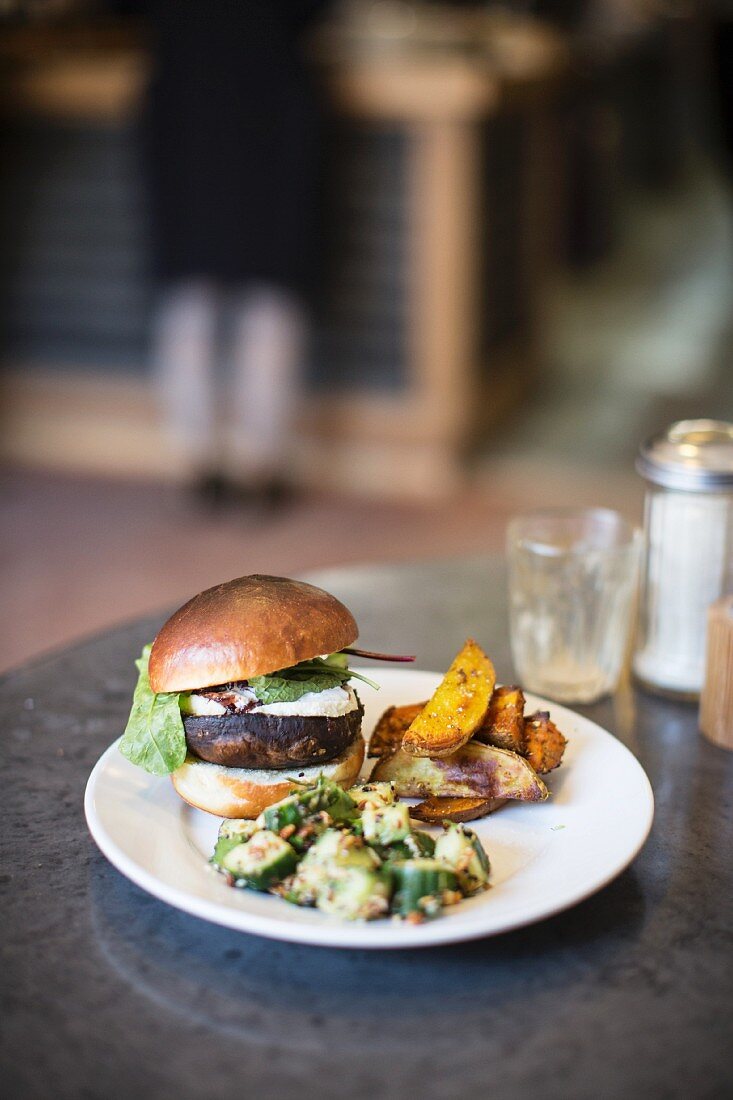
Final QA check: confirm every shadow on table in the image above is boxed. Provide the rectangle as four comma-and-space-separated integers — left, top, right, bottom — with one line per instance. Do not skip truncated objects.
89, 860, 646, 1052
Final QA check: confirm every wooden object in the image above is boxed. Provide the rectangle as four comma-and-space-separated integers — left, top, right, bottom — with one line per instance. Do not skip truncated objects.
291, 38, 566, 495
700, 596, 733, 751
0, 19, 567, 498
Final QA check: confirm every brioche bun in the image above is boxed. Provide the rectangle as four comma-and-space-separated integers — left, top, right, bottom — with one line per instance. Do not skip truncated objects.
171, 731, 365, 818
149, 574, 358, 694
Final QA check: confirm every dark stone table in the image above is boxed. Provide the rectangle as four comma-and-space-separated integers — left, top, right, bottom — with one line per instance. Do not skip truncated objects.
2, 558, 731, 1100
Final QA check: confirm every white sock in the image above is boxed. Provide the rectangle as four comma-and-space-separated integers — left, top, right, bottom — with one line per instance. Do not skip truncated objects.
226, 284, 306, 481
153, 280, 220, 476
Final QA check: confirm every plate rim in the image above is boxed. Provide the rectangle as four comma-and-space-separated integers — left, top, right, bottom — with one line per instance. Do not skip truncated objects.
84, 670, 655, 950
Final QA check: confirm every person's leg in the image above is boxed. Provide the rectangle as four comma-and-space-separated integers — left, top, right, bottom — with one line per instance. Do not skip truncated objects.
153, 280, 221, 481
226, 284, 306, 488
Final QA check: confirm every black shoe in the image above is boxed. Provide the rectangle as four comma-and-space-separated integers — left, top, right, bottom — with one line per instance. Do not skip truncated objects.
190, 471, 231, 510
259, 476, 295, 510
228, 475, 296, 514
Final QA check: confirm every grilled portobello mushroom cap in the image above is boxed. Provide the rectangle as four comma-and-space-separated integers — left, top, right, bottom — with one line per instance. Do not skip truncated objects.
183, 700, 365, 770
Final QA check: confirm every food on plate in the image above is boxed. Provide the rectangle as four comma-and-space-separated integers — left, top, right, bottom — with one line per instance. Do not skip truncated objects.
391, 861, 461, 919
402, 639, 496, 758
118, 574, 413, 817
409, 795, 505, 824
346, 780, 396, 810
370, 741, 548, 801
369, 683, 563, 776
369, 640, 566, 824
368, 701, 426, 759
115, 614, 569, 927
434, 824, 491, 895
211, 774, 491, 922
523, 711, 568, 775
217, 829, 299, 891
475, 685, 526, 754
476, 691, 565, 776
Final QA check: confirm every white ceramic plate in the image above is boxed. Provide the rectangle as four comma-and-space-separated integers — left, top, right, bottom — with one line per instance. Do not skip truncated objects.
85, 669, 654, 949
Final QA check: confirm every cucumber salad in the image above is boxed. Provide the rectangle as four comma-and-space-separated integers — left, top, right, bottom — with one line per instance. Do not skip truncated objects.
211, 776, 490, 922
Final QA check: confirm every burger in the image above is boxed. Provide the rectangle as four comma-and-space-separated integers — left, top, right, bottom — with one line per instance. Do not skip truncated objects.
119, 574, 403, 818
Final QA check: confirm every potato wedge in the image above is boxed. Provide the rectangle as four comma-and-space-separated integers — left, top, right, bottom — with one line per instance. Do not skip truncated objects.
409, 796, 505, 824
368, 702, 427, 758
524, 711, 567, 774
371, 742, 548, 802
402, 640, 495, 758
475, 685, 526, 754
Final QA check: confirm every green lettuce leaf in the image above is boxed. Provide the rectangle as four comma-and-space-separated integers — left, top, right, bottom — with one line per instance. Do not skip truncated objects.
304, 655, 380, 692
248, 654, 379, 704
248, 670, 344, 705
119, 645, 186, 775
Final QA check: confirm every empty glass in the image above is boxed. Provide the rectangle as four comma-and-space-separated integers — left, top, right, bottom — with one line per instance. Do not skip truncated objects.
507, 508, 641, 704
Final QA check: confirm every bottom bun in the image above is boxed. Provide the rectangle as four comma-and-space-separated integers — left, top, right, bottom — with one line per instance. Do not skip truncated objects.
170, 733, 365, 818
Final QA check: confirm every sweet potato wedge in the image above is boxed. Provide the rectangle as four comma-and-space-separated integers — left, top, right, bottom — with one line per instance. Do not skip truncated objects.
368, 702, 427, 758
402, 640, 495, 758
523, 711, 567, 774
475, 685, 526, 754
409, 796, 505, 824
371, 742, 548, 802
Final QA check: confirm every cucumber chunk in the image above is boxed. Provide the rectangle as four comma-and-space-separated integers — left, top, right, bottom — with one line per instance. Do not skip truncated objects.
280, 864, 326, 907
391, 858, 460, 919
304, 829, 381, 873
222, 830, 298, 891
281, 827, 356, 904
379, 829, 436, 862
410, 830, 436, 857
347, 781, 396, 810
314, 840, 391, 919
257, 776, 357, 840
258, 794, 304, 834
434, 824, 490, 895
212, 819, 261, 870
218, 819, 259, 841
317, 863, 393, 921
211, 834, 247, 869
285, 830, 389, 917
301, 828, 354, 866
361, 802, 412, 846
314, 779, 357, 823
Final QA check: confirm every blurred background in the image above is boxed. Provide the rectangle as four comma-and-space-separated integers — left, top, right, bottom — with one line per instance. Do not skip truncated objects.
1, 0, 732, 671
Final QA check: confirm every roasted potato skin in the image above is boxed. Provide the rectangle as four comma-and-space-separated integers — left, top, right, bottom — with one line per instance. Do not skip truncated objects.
409, 796, 505, 824
368, 702, 426, 758
371, 742, 548, 802
402, 640, 495, 758
523, 711, 567, 774
475, 685, 526, 754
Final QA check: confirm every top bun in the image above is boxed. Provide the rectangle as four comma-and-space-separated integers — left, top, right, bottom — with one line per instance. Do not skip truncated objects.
148, 575, 358, 693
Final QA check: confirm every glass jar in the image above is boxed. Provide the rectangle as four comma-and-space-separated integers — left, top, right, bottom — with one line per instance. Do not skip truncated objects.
634, 420, 733, 698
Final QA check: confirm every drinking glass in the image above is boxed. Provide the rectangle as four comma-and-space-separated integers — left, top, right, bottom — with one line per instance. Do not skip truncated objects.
507, 508, 641, 704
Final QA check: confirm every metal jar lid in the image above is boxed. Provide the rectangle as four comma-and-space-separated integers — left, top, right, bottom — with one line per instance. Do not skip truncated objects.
636, 419, 733, 492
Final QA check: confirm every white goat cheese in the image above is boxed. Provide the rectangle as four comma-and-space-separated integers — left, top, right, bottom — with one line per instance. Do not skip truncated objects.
185, 684, 358, 719
255, 685, 358, 717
